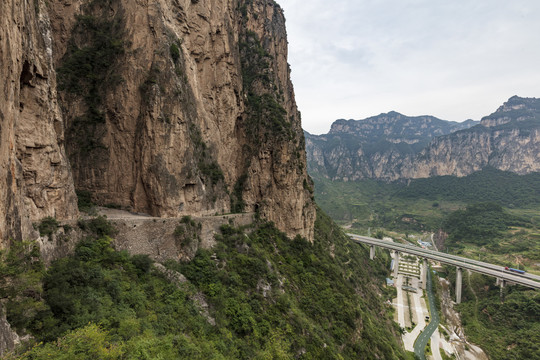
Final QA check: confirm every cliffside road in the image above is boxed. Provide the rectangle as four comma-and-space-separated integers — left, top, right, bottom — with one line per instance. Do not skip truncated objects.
96, 207, 254, 223
414, 270, 440, 360
96, 207, 159, 220
78, 208, 255, 262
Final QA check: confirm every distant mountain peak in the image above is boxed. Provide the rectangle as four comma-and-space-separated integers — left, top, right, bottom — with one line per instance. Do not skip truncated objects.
327, 112, 474, 137
481, 96, 540, 127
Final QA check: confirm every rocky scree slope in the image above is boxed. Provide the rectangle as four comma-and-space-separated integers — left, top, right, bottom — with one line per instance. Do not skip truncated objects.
306, 96, 540, 181
0, 0, 316, 248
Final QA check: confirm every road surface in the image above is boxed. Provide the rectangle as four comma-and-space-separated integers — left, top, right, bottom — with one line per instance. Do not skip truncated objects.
414, 270, 439, 360
349, 234, 540, 289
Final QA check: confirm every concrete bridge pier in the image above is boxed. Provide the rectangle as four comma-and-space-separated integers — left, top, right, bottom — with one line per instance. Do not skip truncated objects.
393, 251, 400, 277
369, 245, 375, 260
421, 258, 428, 290
456, 267, 463, 304
499, 279, 506, 302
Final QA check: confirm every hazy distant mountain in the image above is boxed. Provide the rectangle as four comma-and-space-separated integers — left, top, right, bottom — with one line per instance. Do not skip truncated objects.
306, 96, 540, 181
328, 112, 477, 144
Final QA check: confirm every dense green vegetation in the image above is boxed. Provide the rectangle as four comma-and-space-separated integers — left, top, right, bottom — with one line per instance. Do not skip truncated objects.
170, 42, 180, 63
442, 203, 530, 247
313, 167, 540, 359
313, 168, 540, 270
230, 174, 248, 213
444, 271, 540, 360
57, 14, 124, 103
188, 123, 225, 190
436, 203, 539, 272
36, 217, 60, 238
239, 26, 294, 143
2, 211, 406, 359
313, 175, 449, 232
173, 216, 201, 253
0, 241, 45, 335
313, 168, 540, 233
396, 167, 540, 207
76, 190, 96, 213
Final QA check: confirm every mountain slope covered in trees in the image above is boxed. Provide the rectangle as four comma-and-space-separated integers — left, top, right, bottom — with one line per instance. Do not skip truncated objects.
1, 212, 407, 359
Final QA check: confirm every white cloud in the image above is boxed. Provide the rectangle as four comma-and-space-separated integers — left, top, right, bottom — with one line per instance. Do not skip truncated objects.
279, 0, 540, 134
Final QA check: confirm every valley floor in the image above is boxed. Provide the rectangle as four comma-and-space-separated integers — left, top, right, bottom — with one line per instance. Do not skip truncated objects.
390, 254, 488, 360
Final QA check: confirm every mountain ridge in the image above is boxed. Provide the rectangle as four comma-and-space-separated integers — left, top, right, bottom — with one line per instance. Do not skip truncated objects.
306, 96, 540, 181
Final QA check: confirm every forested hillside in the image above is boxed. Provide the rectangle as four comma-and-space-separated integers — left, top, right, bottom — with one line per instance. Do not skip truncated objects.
397, 167, 540, 207
442, 270, 540, 360
1, 212, 407, 359
313, 168, 540, 232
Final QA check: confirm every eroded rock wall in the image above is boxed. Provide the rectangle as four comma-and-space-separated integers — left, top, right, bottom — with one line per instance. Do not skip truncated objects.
0, 0, 78, 248
408, 126, 540, 178
44, 0, 315, 240
1, 0, 315, 245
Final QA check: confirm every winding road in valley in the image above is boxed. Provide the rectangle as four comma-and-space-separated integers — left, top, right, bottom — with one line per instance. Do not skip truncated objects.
414, 269, 440, 360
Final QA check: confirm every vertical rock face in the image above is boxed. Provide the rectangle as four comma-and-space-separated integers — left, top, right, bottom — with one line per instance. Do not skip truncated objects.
0, 304, 19, 357
0, 0, 78, 248
0, 0, 315, 243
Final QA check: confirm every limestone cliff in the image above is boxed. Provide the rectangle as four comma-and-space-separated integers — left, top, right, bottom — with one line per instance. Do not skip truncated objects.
0, 0, 315, 246
307, 96, 540, 181
306, 112, 478, 181
0, 0, 78, 249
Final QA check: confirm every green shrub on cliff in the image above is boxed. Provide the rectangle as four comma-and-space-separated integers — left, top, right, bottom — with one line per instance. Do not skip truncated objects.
37, 217, 59, 238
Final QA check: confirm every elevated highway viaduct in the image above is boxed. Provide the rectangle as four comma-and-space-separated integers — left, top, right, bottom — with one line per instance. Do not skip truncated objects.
349, 234, 540, 303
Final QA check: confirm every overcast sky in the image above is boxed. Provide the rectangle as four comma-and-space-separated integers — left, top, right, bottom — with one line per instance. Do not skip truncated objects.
278, 0, 540, 134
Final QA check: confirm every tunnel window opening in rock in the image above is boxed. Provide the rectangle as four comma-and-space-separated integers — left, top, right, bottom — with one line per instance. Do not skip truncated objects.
20, 60, 34, 87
